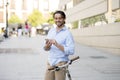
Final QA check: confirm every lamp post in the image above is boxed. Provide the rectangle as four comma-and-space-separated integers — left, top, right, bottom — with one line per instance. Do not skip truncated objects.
4, 1, 9, 38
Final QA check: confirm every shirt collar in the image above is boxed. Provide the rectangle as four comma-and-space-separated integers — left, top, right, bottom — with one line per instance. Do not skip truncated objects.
55, 25, 67, 32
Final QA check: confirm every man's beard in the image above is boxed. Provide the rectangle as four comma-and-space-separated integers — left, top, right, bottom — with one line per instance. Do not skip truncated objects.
56, 22, 64, 28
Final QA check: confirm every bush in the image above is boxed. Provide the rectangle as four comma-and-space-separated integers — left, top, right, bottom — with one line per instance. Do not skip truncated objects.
115, 18, 120, 22
72, 21, 78, 29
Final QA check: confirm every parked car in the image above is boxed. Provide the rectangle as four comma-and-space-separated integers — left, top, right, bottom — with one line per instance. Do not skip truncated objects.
36, 23, 52, 35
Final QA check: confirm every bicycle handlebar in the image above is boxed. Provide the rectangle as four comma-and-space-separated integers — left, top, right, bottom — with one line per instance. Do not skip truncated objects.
70, 56, 80, 62
48, 56, 80, 71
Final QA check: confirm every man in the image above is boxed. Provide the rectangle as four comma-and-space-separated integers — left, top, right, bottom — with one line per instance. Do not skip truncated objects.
44, 10, 75, 80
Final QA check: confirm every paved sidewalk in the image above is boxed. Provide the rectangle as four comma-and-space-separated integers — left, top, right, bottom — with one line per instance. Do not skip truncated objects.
0, 35, 120, 80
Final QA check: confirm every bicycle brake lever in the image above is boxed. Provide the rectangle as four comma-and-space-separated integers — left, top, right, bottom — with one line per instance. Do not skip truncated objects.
69, 60, 72, 65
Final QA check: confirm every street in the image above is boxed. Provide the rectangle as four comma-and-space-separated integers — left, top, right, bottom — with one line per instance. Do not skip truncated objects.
0, 35, 120, 80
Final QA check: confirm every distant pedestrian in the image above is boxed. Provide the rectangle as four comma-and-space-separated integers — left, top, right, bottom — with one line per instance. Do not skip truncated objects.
25, 21, 30, 36
1, 27, 5, 36
12, 28, 17, 37
17, 24, 22, 36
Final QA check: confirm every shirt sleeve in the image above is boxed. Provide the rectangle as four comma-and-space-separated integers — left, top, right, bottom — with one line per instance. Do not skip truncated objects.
63, 33, 75, 55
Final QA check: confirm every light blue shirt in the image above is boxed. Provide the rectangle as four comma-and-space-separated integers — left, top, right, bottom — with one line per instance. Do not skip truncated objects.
46, 25, 75, 66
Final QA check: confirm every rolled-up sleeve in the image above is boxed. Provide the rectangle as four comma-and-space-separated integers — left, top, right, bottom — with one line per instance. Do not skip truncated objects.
64, 33, 75, 55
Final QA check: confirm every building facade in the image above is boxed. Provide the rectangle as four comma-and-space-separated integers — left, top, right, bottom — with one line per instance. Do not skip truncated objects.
58, 0, 120, 55
59, 0, 120, 28
0, 0, 52, 28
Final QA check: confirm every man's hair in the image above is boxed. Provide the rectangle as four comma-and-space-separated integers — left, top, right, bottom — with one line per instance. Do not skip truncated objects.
53, 10, 66, 19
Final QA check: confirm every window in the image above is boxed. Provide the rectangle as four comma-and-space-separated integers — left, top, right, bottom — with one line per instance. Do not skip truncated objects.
73, 0, 85, 6
22, 0, 27, 10
43, 0, 49, 11
33, 0, 39, 9
0, 0, 4, 8
66, 1, 73, 9
22, 12, 28, 20
10, 0, 15, 9
0, 11, 4, 22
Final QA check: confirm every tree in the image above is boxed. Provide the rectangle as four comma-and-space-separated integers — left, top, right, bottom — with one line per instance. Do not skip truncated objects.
8, 14, 22, 24
115, 18, 120, 22
28, 9, 46, 27
47, 12, 54, 24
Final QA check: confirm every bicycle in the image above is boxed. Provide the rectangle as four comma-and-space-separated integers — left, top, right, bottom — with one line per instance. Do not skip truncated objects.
48, 56, 80, 80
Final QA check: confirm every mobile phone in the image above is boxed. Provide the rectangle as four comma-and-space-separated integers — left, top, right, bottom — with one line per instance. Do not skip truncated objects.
45, 39, 49, 44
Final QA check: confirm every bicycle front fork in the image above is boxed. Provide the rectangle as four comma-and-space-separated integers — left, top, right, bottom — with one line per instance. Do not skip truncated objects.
66, 68, 72, 80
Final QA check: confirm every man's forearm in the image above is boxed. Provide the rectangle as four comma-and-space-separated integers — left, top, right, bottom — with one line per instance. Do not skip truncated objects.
55, 43, 64, 52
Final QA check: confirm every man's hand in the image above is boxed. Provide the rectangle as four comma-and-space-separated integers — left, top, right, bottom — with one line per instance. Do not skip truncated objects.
49, 39, 57, 46
44, 39, 52, 51
49, 39, 64, 52
44, 39, 64, 52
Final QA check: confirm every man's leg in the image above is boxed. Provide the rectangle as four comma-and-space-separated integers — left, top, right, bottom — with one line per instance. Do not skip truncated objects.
55, 62, 67, 80
55, 68, 66, 80
44, 63, 55, 80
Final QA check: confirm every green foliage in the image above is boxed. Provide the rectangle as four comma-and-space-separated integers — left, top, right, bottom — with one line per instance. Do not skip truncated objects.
72, 21, 78, 29
47, 12, 54, 24
28, 9, 46, 27
115, 18, 120, 22
47, 18, 54, 24
81, 14, 107, 27
8, 14, 22, 24
89, 17, 96, 26
81, 18, 89, 27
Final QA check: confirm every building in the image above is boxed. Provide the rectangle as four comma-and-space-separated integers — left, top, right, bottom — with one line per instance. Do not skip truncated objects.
0, 0, 59, 29
58, 0, 120, 55
59, 0, 120, 28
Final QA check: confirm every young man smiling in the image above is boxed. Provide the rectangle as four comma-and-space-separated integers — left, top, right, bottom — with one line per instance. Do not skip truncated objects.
44, 10, 75, 80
